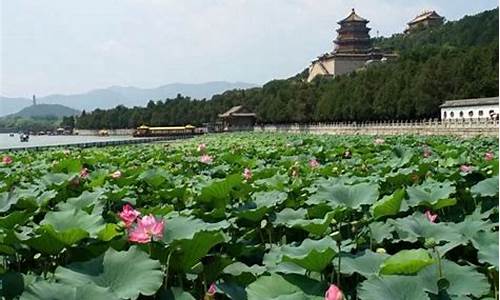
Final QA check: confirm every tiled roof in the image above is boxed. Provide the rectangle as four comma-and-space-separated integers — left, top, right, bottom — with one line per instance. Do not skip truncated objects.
440, 97, 499, 108
408, 10, 443, 25
231, 113, 256, 117
338, 9, 368, 24
219, 106, 256, 118
219, 105, 243, 117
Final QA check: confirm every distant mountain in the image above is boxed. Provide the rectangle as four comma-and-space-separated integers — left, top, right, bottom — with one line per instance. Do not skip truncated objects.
0, 81, 257, 116
11, 104, 79, 118
0, 97, 33, 116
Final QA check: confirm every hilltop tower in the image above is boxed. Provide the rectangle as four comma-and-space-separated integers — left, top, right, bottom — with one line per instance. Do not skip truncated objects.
334, 9, 371, 54
32, 94, 37, 106
307, 9, 396, 82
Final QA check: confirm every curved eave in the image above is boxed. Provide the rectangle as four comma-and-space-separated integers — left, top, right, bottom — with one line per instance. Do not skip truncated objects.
407, 15, 444, 26
337, 27, 371, 33
337, 19, 369, 25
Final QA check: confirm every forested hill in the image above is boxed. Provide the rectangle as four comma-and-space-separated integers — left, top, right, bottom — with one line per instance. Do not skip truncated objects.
11, 104, 79, 118
76, 8, 499, 129
373, 8, 499, 50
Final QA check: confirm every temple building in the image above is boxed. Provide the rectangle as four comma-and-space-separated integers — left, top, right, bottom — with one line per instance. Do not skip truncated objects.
217, 105, 256, 132
307, 9, 396, 82
405, 10, 444, 34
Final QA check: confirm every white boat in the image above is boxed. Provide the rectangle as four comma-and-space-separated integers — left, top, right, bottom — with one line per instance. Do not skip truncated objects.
20, 134, 29, 142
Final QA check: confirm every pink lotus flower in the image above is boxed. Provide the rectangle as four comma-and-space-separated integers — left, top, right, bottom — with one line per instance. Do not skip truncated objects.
198, 143, 207, 153
79, 168, 89, 178
309, 159, 320, 169
374, 138, 385, 145
111, 170, 122, 179
119, 204, 140, 228
485, 151, 494, 161
63, 149, 70, 155
2, 156, 13, 165
243, 168, 252, 181
128, 215, 165, 244
200, 154, 213, 164
425, 210, 438, 223
459, 164, 472, 173
206, 282, 217, 296
325, 284, 343, 300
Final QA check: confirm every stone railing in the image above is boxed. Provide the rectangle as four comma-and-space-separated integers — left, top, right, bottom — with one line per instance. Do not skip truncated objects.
74, 119, 499, 137
254, 119, 499, 137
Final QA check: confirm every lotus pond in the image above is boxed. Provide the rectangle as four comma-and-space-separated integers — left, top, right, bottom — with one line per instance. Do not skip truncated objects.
0, 133, 498, 299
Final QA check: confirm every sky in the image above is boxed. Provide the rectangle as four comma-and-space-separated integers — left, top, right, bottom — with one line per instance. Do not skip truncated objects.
1, 0, 498, 97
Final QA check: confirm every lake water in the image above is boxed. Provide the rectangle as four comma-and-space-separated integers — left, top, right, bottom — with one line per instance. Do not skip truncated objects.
0, 133, 139, 150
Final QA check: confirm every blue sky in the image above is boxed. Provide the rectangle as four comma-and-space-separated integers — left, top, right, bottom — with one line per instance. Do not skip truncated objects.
1, 0, 497, 97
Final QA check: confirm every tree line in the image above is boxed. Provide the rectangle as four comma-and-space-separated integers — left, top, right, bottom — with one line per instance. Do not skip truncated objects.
75, 8, 499, 129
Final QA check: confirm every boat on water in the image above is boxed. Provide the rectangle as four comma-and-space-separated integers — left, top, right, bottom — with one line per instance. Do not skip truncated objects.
132, 124, 202, 137
20, 133, 29, 142
9, 133, 14, 137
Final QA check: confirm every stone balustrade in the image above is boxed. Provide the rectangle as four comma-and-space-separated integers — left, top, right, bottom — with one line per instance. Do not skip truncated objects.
253, 118, 499, 137
75, 119, 499, 137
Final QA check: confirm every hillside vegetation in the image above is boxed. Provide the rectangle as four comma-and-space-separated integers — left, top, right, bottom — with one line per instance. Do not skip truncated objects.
0, 104, 79, 132
76, 8, 499, 129
0, 116, 61, 132
12, 104, 79, 118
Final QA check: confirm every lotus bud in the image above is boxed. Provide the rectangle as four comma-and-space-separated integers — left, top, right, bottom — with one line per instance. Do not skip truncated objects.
204, 282, 217, 299
424, 238, 437, 249
330, 231, 342, 241
324, 284, 343, 300
260, 219, 267, 229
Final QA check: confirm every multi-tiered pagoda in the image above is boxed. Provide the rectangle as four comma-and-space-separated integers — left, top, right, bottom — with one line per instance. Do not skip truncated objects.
307, 9, 396, 82
334, 9, 371, 54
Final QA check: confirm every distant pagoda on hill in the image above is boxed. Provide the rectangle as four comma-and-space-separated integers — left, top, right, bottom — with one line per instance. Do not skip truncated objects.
307, 9, 396, 82
405, 10, 444, 34
334, 9, 371, 54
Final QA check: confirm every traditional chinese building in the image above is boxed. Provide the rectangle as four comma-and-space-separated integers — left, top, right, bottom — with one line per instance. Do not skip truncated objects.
405, 10, 444, 34
307, 9, 396, 82
217, 105, 256, 131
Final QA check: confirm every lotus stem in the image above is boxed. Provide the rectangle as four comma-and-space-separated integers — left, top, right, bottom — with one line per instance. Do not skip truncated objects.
337, 241, 342, 287
368, 226, 373, 250
202, 272, 207, 295
488, 267, 498, 299
433, 247, 443, 278
267, 228, 273, 246
258, 227, 266, 245
164, 250, 173, 289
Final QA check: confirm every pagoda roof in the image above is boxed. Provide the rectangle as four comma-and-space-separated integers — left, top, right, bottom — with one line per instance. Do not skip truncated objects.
338, 9, 369, 24
408, 10, 443, 25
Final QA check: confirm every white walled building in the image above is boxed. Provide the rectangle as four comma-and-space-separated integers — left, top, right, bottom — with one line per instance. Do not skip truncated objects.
440, 97, 499, 120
